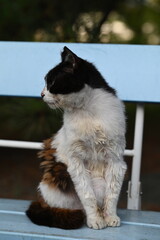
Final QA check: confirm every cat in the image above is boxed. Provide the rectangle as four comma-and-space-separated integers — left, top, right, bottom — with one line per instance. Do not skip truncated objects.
26, 46, 127, 230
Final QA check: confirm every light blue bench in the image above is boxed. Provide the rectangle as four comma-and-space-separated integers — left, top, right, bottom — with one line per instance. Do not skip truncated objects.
0, 42, 160, 239
1, 199, 160, 240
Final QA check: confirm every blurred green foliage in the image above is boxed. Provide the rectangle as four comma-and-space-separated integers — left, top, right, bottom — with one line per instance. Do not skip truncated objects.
0, 0, 160, 141
0, 97, 62, 141
1, 0, 160, 43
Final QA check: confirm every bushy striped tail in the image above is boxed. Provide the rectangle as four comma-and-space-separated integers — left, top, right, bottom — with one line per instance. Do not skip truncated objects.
26, 201, 85, 229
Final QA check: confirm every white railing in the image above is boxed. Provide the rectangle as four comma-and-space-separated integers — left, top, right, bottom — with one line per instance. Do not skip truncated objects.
127, 104, 145, 210
0, 104, 145, 210
0, 140, 42, 150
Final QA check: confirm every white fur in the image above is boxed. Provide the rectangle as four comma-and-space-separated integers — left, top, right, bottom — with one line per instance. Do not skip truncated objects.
41, 84, 127, 229
39, 182, 82, 209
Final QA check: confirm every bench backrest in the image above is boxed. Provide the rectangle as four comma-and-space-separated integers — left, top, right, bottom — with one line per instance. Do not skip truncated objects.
0, 42, 160, 102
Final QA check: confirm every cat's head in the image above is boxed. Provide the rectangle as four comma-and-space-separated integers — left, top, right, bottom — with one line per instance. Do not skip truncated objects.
41, 46, 116, 110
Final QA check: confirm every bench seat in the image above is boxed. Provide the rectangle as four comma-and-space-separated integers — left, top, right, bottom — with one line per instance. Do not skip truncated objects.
0, 199, 160, 240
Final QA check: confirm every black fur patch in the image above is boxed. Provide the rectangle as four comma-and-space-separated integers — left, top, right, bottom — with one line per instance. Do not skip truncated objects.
26, 201, 85, 229
45, 47, 116, 95
46, 62, 85, 94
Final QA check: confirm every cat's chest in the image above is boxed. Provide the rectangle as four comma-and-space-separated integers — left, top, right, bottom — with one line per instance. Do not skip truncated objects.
52, 120, 108, 166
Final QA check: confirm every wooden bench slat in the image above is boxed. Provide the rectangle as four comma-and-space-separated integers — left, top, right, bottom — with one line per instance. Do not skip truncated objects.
0, 199, 160, 240
0, 42, 160, 102
0, 199, 30, 212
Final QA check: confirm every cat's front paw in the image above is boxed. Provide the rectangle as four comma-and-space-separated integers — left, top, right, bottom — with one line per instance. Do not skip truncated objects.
105, 215, 120, 227
87, 215, 107, 230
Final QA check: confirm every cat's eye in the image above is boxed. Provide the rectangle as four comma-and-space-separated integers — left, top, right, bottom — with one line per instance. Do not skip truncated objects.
47, 80, 55, 90
44, 75, 47, 82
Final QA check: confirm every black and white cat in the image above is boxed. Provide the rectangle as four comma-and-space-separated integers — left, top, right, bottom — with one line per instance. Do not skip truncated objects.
26, 46, 127, 230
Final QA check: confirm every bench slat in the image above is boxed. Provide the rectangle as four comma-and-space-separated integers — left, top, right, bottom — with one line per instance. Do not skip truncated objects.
0, 199, 160, 240
0, 42, 160, 102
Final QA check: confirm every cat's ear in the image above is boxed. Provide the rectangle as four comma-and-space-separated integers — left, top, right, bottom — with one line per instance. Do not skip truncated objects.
61, 46, 78, 69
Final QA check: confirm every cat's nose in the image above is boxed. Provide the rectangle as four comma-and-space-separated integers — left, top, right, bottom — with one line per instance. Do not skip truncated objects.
41, 91, 45, 98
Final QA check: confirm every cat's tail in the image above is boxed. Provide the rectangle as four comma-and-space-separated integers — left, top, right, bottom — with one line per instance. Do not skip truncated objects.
26, 201, 85, 229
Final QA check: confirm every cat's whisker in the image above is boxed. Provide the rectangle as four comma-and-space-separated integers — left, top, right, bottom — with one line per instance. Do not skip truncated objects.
53, 101, 63, 113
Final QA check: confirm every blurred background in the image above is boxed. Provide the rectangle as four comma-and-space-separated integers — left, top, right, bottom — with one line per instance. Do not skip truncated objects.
0, 0, 160, 210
